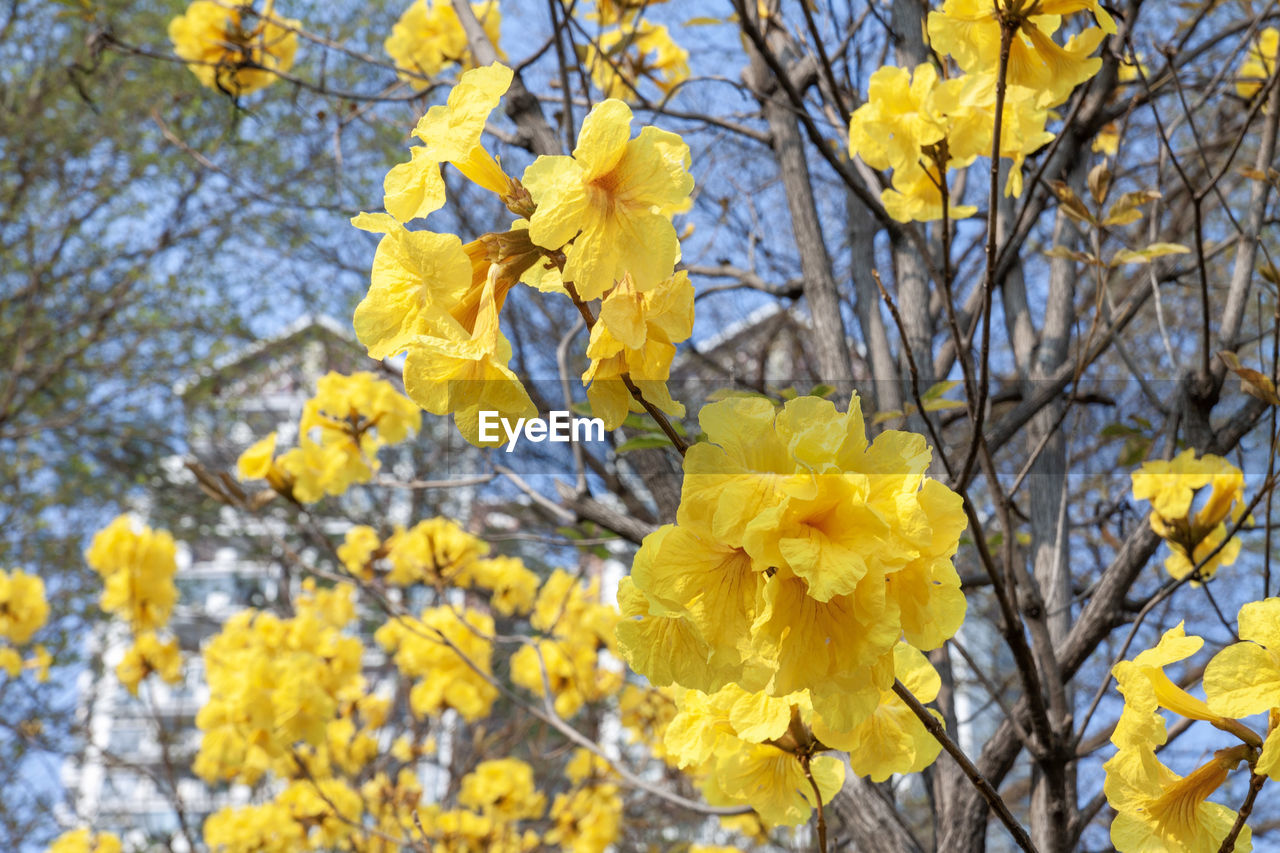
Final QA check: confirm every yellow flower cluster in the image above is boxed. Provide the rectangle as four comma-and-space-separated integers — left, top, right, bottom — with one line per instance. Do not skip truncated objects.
590, 0, 670, 27
0, 568, 49, 680
204, 777, 365, 851
114, 631, 182, 697
385, 517, 489, 586
86, 514, 179, 630
511, 569, 623, 718
850, 0, 1114, 221
339, 518, 541, 612
46, 829, 122, 853
1238, 29, 1278, 99
169, 0, 298, 96
459, 758, 547, 822
543, 749, 624, 853
619, 394, 965, 735
1101, 602, 1280, 852
1131, 449, 1247, 581
375, 604, 500, 721
357, 62, 694, 442
418, 757, 545, 852
385, 0, 503, 82
584, 18, 690, 102
619, 683, 678, 764
665, 684, 846, 826
0, 568, 47, 645
929, 0, 1114, 104
237, 371, 420, 503
194, 581, 364, 784
84, 515, 186, 695
661, 643, 941, 825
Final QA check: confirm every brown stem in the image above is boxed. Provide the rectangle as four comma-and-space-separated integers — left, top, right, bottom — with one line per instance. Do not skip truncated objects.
562, 280, 689, 455
799, 753, 828, 853
1217, 773, 1266, 853
959, 17, 1016, 488
892, 680, 1038, 853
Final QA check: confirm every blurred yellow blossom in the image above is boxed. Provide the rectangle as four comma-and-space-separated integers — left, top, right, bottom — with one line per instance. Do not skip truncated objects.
169, 0, 298, 96
85, 515, 178, 632
0, 568, 48, 645
586, 20, 689, 101
385, 0, 502, 82
1238, 28, 1279, 99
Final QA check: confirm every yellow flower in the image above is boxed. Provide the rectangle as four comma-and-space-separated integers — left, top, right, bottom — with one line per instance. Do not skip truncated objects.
115, 631, 182, 696
169, 0, 298, 96
0, 568, 48, 645
458, 759, 547, 821
583, 270, 693, 428
590, 0, 670, 27
937, 73, 1055, 197
352, 214, 545, 368
274, 437, 343, 503
203, 802, 305, 852
337, 525, 380, 578
617, 525, 759, 693
1111, 624, 1234, 753
661, 685, 850, 827
881, 164, 979, 223
400, 265, 537, 446
1206, 598, 1280, 778
847, 65, 985, 222
194, 585, 363, 784
277, 778, 364, 847
849, 63, 1053, 220
813, 643, 944, 782
586, 20, 690, 101
621, 394, 967, 731
619, 684, 678, 764
469, 555, 541, 615
1238, 29, 1278, 99
1106, 747, 1252, 853
374, 605, 498, 722
382, 63, 516, 223
300, 370, 421, 447
85, 515, 179, 632
512, 636, 623, 718
385, 0, 502, 82
927, 0, 1115, 107
264, 371, 418, 502
1131, 449, 1247, 581
849, 64, 957, 181
714, 743, 844, 827
545, 774, 623, 853
1105, 621, 1259, 852
235, 431, 278, 481
384, 516, 488, 586
47, 828, 123, 853
350, 214, 471, 358
512, 570, 622, 716
522, 98, 694, 300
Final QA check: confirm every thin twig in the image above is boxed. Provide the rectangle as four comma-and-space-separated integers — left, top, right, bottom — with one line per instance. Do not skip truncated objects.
1217, 773, 1267, 853
892, 680, 1037, 853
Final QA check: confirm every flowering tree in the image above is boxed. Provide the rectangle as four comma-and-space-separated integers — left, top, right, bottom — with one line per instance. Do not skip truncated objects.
10, 0, 1280, 851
